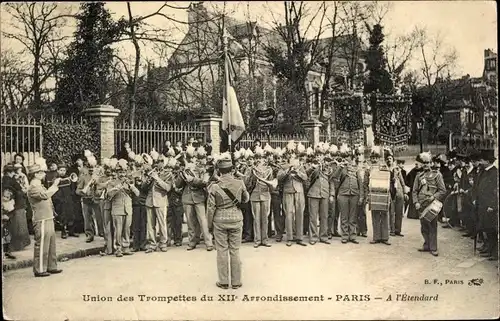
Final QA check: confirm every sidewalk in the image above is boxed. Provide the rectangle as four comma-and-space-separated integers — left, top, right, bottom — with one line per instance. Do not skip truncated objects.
3, 225, 189, 272
3, 234, 104, 272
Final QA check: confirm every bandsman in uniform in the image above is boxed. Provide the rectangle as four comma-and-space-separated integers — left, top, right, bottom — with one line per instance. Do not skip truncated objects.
106, 159, 140, 257
412, 152, 447, 257
144, 150, 173, 253
356, 147, 369, 238
238, 148, 255, 243
269, 148, 285, 242
175, 146, 214, 251
366, 146, 391, 245
207, 154, 249, 290
76, 152, 105, 242
166, 152, 184, 247
26, 164, 63, 277
336, 145, 364, 244
278, 141, 308, 247
244, 146, 276, 248
306, 144, 335, 245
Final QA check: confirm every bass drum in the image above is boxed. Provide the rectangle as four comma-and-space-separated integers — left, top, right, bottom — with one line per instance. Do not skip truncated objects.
369, 166, 391, 212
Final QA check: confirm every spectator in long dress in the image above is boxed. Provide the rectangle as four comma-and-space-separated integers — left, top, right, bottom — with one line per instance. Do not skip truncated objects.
2, 164, 31, 251
13, 153, 32, 234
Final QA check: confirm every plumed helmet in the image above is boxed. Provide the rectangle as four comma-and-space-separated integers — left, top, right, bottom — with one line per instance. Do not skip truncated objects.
254, 146, 265, 158
134, 154, 145, 165
234, 150, 241, 160
34, 157, 48, 172
339, 143, 350, 156
166, 148, 176, 157
371, 145, 381, 158
329, 144, 338, 155
306, 147, 314, 156
245, 149, 254, 159
286, 140, 297, 153
274, 147, 283, 157
150, 148, 159, 161
83, 150, 92, 158
128, 151, 136, 160
87, 156, 97, 167
323, 142, 330, 153
419, 152, 432, 163
263, 143, 274, 155
239, 147, 247, 157
118, 159, 128, 170
185, 146, 196, 158
196, 146, 207, 159
109, 158, 118, 169
296, 142, 306, 155
166, 157, 177, 168
102, 158, 111, 167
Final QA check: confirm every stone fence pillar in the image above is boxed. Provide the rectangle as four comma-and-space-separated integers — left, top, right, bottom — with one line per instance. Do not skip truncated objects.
84, 105, 121, 162
196, 112, 222, 155
302, 118, 323, 147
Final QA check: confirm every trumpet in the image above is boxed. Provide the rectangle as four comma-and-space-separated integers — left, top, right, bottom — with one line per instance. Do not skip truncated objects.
58, 173, 79, 187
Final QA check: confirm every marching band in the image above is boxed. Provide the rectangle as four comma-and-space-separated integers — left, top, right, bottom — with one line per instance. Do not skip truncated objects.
6, 138, 497, 279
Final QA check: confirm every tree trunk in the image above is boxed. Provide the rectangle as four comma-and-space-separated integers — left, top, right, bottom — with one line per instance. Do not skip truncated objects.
33, 47, 41, 108
128, 2, 140, 124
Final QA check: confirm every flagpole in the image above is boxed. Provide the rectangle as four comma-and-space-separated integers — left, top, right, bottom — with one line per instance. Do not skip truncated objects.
223, 33, 232, 155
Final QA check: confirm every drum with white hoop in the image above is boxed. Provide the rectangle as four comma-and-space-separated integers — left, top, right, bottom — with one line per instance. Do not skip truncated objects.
369, 165, 391, 212
420, 199, 443, 222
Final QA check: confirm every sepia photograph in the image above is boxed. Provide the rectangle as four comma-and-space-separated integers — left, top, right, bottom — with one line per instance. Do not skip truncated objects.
1, 1, 498, 320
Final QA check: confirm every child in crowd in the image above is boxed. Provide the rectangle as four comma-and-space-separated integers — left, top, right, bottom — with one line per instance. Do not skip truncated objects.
2, 188, 17, 259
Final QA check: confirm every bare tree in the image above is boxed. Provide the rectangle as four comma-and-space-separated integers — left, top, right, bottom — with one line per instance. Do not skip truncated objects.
0, 49, 32, 111
263, 1, 328, 125
2, 3, 75, 109
384, 27, 421, 85
415, 28, 458, 87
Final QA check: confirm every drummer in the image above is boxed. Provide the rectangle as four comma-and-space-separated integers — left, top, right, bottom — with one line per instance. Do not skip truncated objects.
412, 152, 447, 257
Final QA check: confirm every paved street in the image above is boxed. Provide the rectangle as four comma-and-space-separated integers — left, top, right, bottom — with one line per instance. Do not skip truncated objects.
3, 214, 499, 320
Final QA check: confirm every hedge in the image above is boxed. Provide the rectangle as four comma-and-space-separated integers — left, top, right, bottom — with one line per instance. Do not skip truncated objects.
42, 122, 100, 165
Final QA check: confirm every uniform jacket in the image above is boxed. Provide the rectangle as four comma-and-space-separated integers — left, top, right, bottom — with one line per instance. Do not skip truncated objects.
412, 169, 447, 209
145, 170, 173, 208
76, 168, 107, 203
106, 179, 140, 216
207, 174, 250, 227
175, 166, 209, 205
27, 181, 56, 222
336, 164, 364, 198
307, 166, 335, 199
277, 164, 308, 194
244, 162, 273, 201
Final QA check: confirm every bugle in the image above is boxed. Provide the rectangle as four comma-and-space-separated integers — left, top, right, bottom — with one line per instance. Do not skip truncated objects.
58, 173, 79, 187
